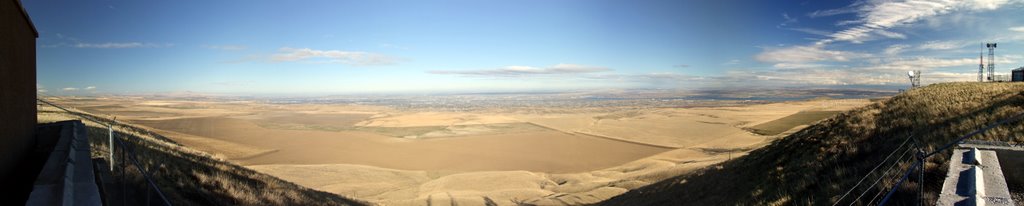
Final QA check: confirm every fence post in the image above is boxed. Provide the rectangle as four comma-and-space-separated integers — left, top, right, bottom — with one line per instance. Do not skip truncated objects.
917, 151, 924, 206
109, 124, 115, 171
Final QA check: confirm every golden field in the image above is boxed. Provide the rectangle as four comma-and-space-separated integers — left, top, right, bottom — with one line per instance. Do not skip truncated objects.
49, 96, 873, 205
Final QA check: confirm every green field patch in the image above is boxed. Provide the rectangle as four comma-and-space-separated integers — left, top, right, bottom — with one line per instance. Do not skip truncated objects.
745, 110, 842, 136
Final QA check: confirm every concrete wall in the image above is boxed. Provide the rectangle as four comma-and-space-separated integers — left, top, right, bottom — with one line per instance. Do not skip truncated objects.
0, 0, 37, 183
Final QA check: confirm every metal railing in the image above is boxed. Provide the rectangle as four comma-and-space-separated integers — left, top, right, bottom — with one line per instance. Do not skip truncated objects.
833, 111, 1024, 206
37, 98, 172, 206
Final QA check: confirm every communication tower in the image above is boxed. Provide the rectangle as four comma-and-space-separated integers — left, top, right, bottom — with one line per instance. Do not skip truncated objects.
978, 43, 984, 82
986, 43, 996, 81
907, 70, 921, 88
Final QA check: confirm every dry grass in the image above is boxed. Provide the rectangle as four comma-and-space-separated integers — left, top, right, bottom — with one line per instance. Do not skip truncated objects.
600, 82, 1024, 205
37, 105, 369, 206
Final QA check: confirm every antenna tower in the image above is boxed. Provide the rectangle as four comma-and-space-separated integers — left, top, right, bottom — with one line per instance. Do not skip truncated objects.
979, 43, 984, 82
986, 43, 996, 81
908, 70, 921, 88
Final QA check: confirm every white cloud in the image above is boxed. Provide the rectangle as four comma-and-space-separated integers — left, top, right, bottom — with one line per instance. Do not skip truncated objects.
772, 63, 830, 69
788, 27, 832, 36
818, 0, 1020, 44
964, 0, 1012, 10
755, 45, 871, 63
924, 71, 977, 83
873, 30, 906, 39
429, 64, 611, 77
807, 5, 861, 18
85, 86, 96, 90
720, 55, 1001, 86
778, 13, 798, 27
884, 44, 910, 55
73, 42, 171, 49
38, 89, 48, 93
203, 44, 247, 51
742, 0, 1023, 87
270, 47, 399, 66
863, 57, 976, 72
918, 40, 966, 50
62, 87, 79, 91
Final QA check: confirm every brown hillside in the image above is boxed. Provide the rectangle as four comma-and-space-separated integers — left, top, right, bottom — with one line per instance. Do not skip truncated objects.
600, 82, 1024, 205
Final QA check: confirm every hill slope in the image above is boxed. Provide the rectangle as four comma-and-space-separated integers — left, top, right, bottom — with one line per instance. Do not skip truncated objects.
38, 103, 369, 206
600, 82, 1024, 205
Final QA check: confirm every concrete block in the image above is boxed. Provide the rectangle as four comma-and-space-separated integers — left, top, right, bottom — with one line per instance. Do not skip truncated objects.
968, 166, 985, 196
965, 148, 982, 165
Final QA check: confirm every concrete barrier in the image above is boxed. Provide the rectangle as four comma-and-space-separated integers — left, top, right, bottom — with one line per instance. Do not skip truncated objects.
967, 165, 985, 196
24, 121, 101, 205
972, 195, 985, 206
966, 148, 982, 165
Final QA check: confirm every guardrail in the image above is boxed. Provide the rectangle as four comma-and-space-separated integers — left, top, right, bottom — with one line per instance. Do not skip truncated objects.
37, 98, 172, 206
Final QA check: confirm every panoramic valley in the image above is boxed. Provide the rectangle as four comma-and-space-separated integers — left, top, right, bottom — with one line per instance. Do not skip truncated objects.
10, 0, 1024, 205
46, 90, 882, 205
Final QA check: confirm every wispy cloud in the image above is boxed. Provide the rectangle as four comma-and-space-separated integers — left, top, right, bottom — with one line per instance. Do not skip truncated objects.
807, 3, 862, 18
778, 13, 798, 27
203, 44, 247, 51
918, 40, 966, 50
1011, 26, 1024, 32
788, 27, 832, 36
674, 64, 690, 68
884, 44, 911, 55
429, 64, 611, 77
861, 57, 976, 72
584, 72, 703, 82
62, 87, 79, 91
67, 42, 172, 49
270, 47, 400, 66
42, 33, 170, 49
772, 63, 831, 69
763, 0, 1018, 69
755, 44, 871, 63
747, 55, 1013, 86
85, 86, 96, 90
818, 0, 1018, 44
873, 30, 906, 39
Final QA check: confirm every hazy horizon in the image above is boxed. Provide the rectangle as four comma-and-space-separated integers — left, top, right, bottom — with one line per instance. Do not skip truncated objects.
25, 0, 1024, 95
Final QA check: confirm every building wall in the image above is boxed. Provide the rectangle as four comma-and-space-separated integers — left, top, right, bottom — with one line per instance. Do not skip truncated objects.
0, 0, 37, 182
1013, 69, 1024, 82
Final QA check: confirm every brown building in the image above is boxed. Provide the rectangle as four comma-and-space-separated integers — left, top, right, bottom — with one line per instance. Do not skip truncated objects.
0, 0, 38, 186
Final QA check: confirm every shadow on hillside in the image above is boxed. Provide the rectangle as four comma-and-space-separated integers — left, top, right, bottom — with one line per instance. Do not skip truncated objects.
85, 124, 369, 206
32, 103, 371, 206
83, 124, 369, 206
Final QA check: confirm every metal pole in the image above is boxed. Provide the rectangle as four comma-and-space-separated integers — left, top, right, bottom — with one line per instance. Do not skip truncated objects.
109, 124, 115, 171
918, 152, 924, 206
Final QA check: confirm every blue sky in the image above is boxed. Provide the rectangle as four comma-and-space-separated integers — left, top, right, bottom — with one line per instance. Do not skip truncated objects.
23, 0, 1024, 95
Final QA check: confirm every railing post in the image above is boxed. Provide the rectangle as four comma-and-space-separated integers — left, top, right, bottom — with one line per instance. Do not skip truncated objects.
109, 124, 115, 171
917, 151, 924, 206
